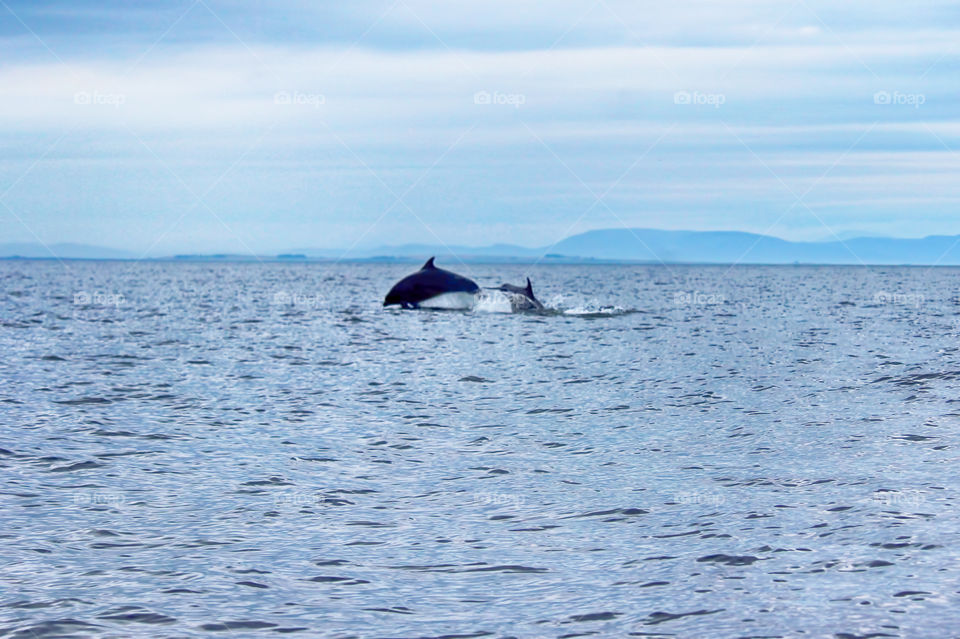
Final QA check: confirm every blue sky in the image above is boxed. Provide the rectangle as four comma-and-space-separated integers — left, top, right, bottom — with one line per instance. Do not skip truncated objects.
1, 0, 958, 255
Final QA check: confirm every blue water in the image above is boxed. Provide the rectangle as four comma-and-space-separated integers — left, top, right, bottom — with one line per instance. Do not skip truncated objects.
2, 260, 959, 638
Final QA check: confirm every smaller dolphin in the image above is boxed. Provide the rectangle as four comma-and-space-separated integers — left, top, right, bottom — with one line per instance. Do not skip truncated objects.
492, 278, 545, 312
384, 257, 480, 309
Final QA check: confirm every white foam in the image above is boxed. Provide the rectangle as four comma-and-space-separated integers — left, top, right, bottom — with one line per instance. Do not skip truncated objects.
562, 304, 628, 316
546, 293, 628, 316
440, 290, 630, 316
473, 290, 514, 314
418, 291, 478, 310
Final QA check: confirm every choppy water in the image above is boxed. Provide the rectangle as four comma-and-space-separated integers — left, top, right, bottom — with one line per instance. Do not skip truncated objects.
2, 260, 960, 638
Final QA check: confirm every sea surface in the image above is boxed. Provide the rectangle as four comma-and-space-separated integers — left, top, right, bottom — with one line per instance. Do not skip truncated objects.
2, 260, 960, 638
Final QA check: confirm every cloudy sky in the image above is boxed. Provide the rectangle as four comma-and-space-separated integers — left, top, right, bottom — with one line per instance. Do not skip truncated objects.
1, 0, 957, 255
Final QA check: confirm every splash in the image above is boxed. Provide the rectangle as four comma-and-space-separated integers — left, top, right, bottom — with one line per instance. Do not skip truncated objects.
561, 304, 631, 317
418, 292, 478, 310
472, 291, 632, 317
473, 290, 514, 314
545, 293, 632, 317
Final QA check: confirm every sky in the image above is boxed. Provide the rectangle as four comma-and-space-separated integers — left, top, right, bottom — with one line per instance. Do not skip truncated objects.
0, 0, 958, 255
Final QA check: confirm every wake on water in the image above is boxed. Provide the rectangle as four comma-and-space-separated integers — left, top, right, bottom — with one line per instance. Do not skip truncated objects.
472, 290, 632, 317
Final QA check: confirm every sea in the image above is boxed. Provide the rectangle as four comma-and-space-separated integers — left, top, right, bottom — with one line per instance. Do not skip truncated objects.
2, 260, 959, 638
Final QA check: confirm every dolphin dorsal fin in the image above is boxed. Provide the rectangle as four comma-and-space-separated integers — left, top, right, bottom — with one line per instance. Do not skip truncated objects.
422, 256, 436, 269
525, 277, 534, 297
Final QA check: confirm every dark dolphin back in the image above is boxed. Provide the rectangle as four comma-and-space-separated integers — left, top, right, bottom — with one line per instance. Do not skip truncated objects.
383, 257, 479, 307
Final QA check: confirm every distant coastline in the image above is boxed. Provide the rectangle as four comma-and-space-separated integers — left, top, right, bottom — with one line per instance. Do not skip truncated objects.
5, 228, 960, 265
0, 253, 646, 265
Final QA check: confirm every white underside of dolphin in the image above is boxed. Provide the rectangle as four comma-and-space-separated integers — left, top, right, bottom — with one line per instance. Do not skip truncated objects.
416, 291, 478, 310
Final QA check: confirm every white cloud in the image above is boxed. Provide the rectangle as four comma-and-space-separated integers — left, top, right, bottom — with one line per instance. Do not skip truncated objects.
1, 0, 959, 249
0, 38, 955, 135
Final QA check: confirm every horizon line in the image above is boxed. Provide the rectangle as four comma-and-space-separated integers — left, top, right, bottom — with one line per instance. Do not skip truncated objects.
3, 226, 957, 257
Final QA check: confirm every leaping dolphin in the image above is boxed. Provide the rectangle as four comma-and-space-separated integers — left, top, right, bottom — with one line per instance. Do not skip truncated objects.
383, 257, 480, 309
492, 278, 545, 312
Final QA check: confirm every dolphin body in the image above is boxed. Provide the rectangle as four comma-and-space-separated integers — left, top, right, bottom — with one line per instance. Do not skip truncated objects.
494, 278, 545, 312
383, 257, 480, 309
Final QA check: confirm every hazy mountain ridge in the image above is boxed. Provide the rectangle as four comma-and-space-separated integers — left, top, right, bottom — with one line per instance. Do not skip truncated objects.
4, 229, 960, 264
0, 243, 139, 259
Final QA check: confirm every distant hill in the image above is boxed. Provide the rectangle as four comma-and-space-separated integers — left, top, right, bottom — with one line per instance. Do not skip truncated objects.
547, 229, 960, 264
296, 229, 960, 264
0, 242, 138, 259
4, 229, 960, 264
286, 242, 542, 260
